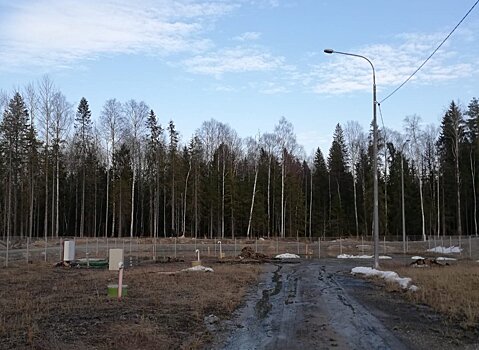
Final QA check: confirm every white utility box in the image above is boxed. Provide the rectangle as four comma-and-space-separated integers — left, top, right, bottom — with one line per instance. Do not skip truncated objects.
64, 240, 76, 261
109, 249, 124, 271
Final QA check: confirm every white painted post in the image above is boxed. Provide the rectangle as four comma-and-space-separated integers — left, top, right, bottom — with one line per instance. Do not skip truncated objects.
218, 241, 222, 258
195, 249, 200, 262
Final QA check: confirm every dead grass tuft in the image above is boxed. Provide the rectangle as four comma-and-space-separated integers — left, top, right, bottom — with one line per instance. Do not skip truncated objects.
0, 261, 259, 349
393, 261, 479, 328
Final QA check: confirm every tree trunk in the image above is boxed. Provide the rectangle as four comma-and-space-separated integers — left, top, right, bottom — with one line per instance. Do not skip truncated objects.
267, 156, 271, 237
309, 171, 313, 239
130, 167, 136, 238
419, 177, 426, 241
470, 149, 478, 236
80, 167, 85, 237
183, 162, 191, 237
455, 137, 462, 236
246, 166, 259, 238
281, 151, 285, 238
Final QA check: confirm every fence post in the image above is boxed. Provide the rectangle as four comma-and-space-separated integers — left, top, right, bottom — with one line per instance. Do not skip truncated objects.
469, 236, 472, 258
318, 237, 321, 259
26, 237, 30, 264
5, 238, 9, 267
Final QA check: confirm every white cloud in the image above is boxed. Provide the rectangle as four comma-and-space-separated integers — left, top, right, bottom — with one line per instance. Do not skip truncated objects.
234, 32, 262, 42
308, 31, 478, 96
0, 0, 236, 70
182, 47, 286, 76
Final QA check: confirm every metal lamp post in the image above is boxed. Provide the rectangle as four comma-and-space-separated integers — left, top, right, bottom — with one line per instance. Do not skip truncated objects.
400, 139, 410, 254
324, 48, 379, 268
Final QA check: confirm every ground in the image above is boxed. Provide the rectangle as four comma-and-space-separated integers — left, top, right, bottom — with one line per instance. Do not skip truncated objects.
1, 253, 479, 349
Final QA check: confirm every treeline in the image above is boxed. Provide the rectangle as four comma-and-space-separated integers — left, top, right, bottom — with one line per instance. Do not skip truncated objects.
1, 77, 478, 240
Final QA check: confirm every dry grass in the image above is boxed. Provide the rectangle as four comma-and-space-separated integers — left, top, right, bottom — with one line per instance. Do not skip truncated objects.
0, 260, 259, 350
382, 260, 479, 328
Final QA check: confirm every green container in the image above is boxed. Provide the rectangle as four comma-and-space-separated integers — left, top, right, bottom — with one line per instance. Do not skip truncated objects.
107, 284, 128, 297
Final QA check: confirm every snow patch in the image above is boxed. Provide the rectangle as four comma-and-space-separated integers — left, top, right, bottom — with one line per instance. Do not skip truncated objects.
351, 267, 417, 291
275, 253, 300, 259
436, 257, 457, 261
182, 265, 214, 272
337, 254, 392, 260
411, 256, 425, 260
427, 246, 462, 254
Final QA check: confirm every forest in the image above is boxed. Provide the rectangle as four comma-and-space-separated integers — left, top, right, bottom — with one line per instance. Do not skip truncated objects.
1, 76, 478, 241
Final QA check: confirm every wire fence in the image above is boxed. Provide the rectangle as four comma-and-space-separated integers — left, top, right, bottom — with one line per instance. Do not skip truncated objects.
1, 235, 478, 267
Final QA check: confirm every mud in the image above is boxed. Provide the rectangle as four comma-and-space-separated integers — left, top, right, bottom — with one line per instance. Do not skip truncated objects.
212, 259, 479, 350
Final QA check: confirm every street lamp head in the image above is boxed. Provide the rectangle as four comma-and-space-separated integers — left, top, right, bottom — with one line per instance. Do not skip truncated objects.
323, 49, 334, 54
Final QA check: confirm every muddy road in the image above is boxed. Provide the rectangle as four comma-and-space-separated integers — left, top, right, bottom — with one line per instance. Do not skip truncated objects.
212, 259, 477, 350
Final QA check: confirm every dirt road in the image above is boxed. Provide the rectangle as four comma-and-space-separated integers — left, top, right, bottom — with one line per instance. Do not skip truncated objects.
213, 259, 477, 350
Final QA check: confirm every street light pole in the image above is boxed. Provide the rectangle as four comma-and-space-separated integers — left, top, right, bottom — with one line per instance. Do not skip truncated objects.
400, 140, 410, 254
324, 49, 379, 268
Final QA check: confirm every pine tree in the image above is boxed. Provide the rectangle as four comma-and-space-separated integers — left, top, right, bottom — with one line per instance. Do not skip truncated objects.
437, 101, 465, 235
0, 92, 30, 238
327, 124, 353, 236
74, 97, 92, 237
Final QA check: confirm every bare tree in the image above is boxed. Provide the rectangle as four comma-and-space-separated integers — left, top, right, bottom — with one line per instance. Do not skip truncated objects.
22, 84, 38, 238
51, 92, 72, 237
405, 115, 426, 241
344, 121, 365, 238
100, 99, 124, 237
274, 117, 298, 238
124, 100, 149, 238
245, 135, 260, 238
260, 132, 278, 237
38, 76, 55, 240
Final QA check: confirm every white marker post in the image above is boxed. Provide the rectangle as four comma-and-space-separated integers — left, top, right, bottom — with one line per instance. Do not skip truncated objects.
218, 241, 223, 259
195, 249, 200, 262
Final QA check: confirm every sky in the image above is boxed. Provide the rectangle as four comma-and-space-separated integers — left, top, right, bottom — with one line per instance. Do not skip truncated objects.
0, 0, 478, 156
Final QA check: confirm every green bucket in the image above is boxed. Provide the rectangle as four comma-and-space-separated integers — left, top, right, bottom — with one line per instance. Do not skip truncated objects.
107, 284, 128, 297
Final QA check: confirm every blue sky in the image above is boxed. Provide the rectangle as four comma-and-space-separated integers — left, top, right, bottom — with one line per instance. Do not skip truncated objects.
1, 0, 478, 155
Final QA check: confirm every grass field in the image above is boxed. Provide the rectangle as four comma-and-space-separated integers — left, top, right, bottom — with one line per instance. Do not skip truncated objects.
382, 260, 479, 329
0, 260, 259, 350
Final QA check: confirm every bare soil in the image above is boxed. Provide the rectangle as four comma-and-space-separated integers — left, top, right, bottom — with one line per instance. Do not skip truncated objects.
0, 259, 259, 350
2, 256, 479, 350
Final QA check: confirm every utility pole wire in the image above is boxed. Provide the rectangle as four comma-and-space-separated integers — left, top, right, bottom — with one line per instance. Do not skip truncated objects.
380, 0, 479, 104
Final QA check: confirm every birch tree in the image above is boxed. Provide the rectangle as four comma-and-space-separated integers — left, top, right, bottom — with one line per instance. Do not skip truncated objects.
274, 117, 298, 238
405, 115, 427, 241
344, 120, 365, 238
124, 99, 149, 238
100, 99, 124, 237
